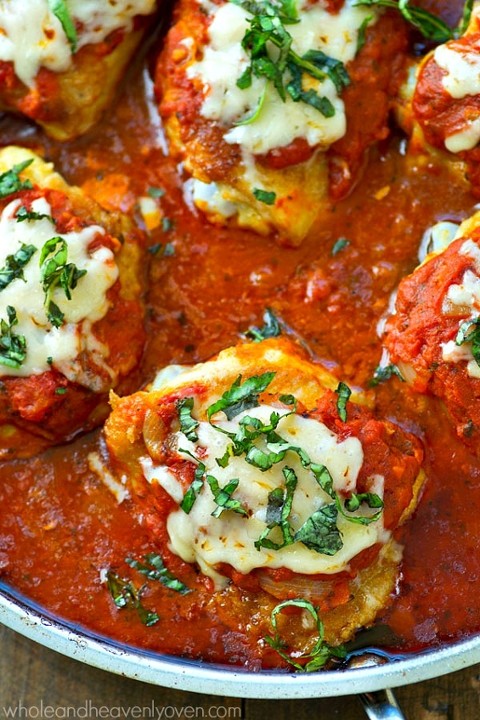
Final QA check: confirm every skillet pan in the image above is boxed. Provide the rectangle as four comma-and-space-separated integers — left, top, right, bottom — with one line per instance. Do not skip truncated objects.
1, 580, 479, 718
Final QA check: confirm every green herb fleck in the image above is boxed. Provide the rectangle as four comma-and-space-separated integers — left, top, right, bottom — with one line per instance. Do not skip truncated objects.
0, 160, 33, 199
356, 16, 372, 52
0, 244, 37, 291
335, 381, 351, 422
207, 372, 276, 421
245, 307, 282, 342
180, 460, 206, 514
163, 242, 175, 256
370, 363, 405, 387
47, 0, 78, 52
105, 570, 159, 627
16, 206, 53, 224
294, 503, 343, 555
353, 0, 456, 42
456, 317, 480, 367
177, 396, 199, 442
264, 598, 346, 671
162, 218, 174, 233
331, 238, 350, 256
207, 475, 249, 518
0, 306, 26, 369
147, 186, 165, 199
253, 188, 276, 205
55, 387, 67, 395
126, 553, 190, 595
39, 236, 87, 328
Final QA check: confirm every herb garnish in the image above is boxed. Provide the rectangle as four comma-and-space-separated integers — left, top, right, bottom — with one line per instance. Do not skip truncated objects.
207, 475, 249, 517
353, 0, 472, 42
331, 238, 350, 256
335, 381, 351, 422
370, 363, 405, 386
147, 186, 165, 199
39, 236, 87, 328
47, 0, 78, 52
16, 206, 53, 224
232, 0, 350, 121
177, 397, 199, 442
207, 371, 276, 421
253, 188, 276, 205
254, 466, 297, 550
0, 160, 33, 199
455, 317, 480, 367
0, 306, 27, 369
126, 553, 190, 595
105, 570, 159, 627
0, 244, 37, 291
245, 307, 282, 342
264, 598, 346, 671
180, 460, 206, 513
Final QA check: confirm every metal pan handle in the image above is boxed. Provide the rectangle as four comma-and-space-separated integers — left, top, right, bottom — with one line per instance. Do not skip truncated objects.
359, 688, 407, 719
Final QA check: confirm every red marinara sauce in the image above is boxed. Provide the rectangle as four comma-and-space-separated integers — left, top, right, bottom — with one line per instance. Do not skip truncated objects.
0, 0, 479, 668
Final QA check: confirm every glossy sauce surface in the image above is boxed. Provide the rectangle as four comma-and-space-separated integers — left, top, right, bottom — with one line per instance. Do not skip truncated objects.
0, 2, 479, 668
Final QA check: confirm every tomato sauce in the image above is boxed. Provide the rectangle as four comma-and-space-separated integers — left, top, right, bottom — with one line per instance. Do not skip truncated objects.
1, 1, 480, 668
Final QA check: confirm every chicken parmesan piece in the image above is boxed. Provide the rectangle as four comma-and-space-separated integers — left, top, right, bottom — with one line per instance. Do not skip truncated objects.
104, 338, 425, 645
384, 211, 480, 449
0, 146, 146, 457
0, 0, 158, 141
155, 0, 407, 245
397, 4, 480, 193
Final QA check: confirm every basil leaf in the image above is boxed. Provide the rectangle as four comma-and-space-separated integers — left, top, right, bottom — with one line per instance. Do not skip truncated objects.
353, 0, 454, 42
370, 363, 405, 387
332, 237, 350, 256
0, 160, 33, 198
264, 598, 346, 671
180, 461, 206, 514
456, 0, 474, 37
255, 467, 297, 550
105, 570, 159, 627
126, 553, 190, 595
335, 381, 351, 422
177, 396, 199, 441
294, 503, 343, 555
207, 372, 276, 421
48, 0, 78, 52
356, 16, 372, 52
0, 244, 37, 291
39, 236, 87, 327
0, 306, 27, 369
207, 475, 249, 518
16, 206, 53, 223
340, 492, 384, 526
246, 308, 282, 342
456, 317, 480, 367
253, 188, 276, 205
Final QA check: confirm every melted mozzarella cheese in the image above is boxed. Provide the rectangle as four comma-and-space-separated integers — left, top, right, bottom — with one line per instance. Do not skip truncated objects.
441, 239, 480, 378
434, 42, 480, 100
0, 0, 156, 88
142, 404, 387, 588
187, 0, 377, 156
445, 118, 480, 153
0, 197, 119, 389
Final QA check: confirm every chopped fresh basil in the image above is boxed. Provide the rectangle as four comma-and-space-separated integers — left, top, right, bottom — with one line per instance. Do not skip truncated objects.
264, 598, 346, 672
207, 475, 249, 518
16, 206, 53, 224
177, 396, 199, 441
126, 553, 190, 595
245, 307, 282, 342
335, 381, 351, 422
353, 0, 455, 42
39, 236, 87, 327
147, 186, 165, 199
253, 188, 276, 205
456, 317, 480, 367
254, 466, 297, 550
356, 16, 372, 52
105, 570, 159, 627
331, 238, 350, 256
0, 243, 37, 291
457, 0, 474, 36
232, 0, 349, 120
0, 160, 33, 199
341, 491, 384, 523
180, 460, 205, 514
163, 242, 175, 256
207, 372, 276, 421
162, 218, 174, 233
47, 0, 78, 52
294, 503, 343, 555
148, 243, 162, 255
370, 363, 405, 386
54, 387, 67, 395
0, 306, 26, 369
